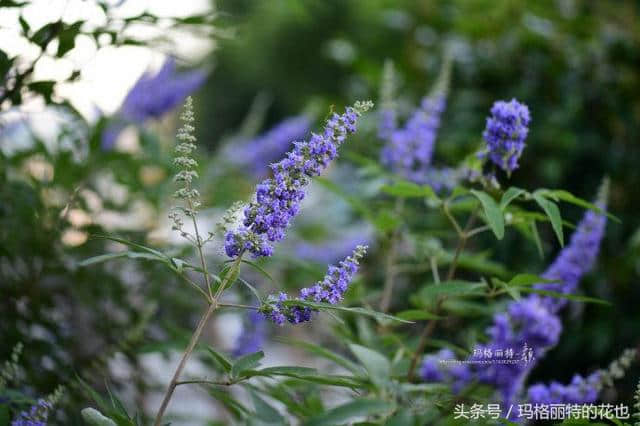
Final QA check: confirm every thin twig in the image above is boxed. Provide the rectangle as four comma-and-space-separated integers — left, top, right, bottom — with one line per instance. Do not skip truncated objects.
218, 302, 259, 310
380, 198, 404, 312
446, 208, 478, 281
407, 208, 479, 381
430, 256, 440, 285
175, 379, 234, 387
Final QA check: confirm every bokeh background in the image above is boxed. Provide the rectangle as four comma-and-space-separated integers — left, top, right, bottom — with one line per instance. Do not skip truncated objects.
2, 0, 640, 424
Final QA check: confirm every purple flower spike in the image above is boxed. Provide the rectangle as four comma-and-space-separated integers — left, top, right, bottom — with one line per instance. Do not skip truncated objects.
101, 58, 206, 149
527, 372, 601, 405
380, 94, 447, 183
121, 58, 206, 123
225, 102, 372, 258
260, 245, 367, 325
481, 99, 530, 174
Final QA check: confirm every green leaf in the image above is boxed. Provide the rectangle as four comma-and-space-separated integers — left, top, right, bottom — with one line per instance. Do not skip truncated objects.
277, 339, 363, 374
30, 21, 62, 47
395, 310, 442, 321
418, 280, 486, 300
18, 15, 30, 35
208, 388, 249, 419
280, 300, 412, 324
92, 235, 168, 259
237, 277, 263, 304
348, 344, 390, 390
470, 190, 504, 239
250, 390, 284, 424
57, 21, 83, 57
529, 220, 544, 258
539, 189, 620, 223
28, 80, 55, 103
231, 351, 264, 378
305, 399, 396, 426
0, 50, 14, 80
0, 405, 10, 426
533, 192, 564, 246
78, 251, 163, 267
206, 347, 232, 373
81, 408, 118, 426
380, 180, 439, 201
253, 366, 318, 377
241, 259, 275, 284
508, 274, 558, 287
519, 288, 611, 305
500, 187, 526, 210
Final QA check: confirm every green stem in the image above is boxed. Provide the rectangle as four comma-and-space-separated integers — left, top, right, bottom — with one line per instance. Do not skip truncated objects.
153, 255, 243, 426
380, 198, 404, 312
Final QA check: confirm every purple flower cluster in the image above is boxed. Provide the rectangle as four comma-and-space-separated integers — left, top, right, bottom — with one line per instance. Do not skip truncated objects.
420, 349, 472, 393
377, 108, 396, 141
12, 399, 51, 426
481, 99, 530, 174
528, 372, 601, 405
102, 58, 206, 149
224, 102, 372, 258
228, 116, 311, 177
232, 311, 266, 357
380, 95, 446, 183
260, 245, 367, 325
421, 186, 608, 411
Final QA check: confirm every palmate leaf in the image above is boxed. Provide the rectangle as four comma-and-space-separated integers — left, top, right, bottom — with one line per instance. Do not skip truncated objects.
280, 300, 413, 324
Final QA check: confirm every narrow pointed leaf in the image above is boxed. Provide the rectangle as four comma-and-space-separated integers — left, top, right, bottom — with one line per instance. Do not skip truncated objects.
470, 190, 504, 239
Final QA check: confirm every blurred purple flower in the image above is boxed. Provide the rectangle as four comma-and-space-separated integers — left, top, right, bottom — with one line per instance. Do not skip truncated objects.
420, 348, 472, 393
380, 94, 446, 183
101, 58, 206, 149
527, 372, 601, 405
227, 115, 311, 178
377, 108, 396, 141
232, 310, 266, 357
12, 399, 51, 426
